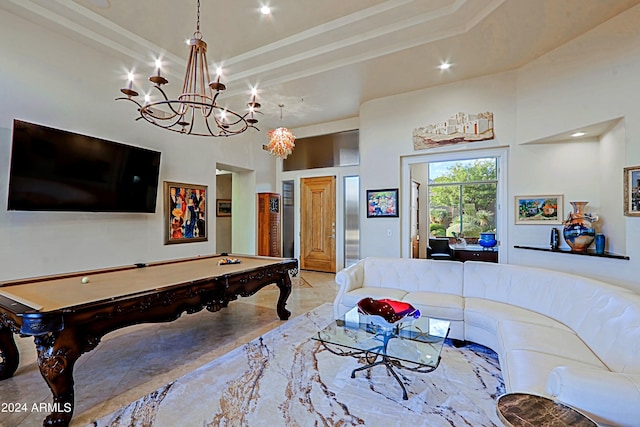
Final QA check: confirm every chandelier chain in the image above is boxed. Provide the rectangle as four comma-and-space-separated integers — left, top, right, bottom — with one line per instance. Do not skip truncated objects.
196, 0, 200, 33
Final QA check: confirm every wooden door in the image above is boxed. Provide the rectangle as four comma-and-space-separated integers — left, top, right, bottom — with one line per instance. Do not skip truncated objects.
257, 193, 281, 257
300, 176, 336, 272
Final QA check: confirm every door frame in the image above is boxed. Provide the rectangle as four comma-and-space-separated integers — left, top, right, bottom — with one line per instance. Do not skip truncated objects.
278, 165, 359, 271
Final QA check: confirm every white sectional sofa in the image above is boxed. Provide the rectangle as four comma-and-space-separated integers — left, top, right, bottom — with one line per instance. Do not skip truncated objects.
334, 257, 640, 427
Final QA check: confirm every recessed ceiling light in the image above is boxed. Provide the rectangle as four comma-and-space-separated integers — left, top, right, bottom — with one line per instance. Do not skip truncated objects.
438, 62, 452, 70
260, 5, 271, 15
571, 131, 586, 137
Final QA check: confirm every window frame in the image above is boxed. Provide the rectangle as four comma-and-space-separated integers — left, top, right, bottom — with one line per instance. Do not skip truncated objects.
401, 147, 508, 261
428, 157, 498, 239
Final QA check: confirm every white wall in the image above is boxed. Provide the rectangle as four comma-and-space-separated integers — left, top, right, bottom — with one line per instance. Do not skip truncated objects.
358, 5, 640, 290
360, 71, 518, 258
0, 9, 274, 280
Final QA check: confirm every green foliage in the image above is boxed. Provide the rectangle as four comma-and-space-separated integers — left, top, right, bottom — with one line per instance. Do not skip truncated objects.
475, 209, 494, 229
429, 208, 450, 224
430, 223, 446, 236
428, 158, 497, 236
430, 159, 496, 211
446, 223, 482, 238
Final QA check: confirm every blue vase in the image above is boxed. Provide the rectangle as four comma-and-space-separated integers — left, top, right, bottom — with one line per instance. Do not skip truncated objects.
479, 232, 497, 250
595, 234, 605, 254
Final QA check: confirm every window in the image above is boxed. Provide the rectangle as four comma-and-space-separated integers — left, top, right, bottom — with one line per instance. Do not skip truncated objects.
428, 157, 497, 240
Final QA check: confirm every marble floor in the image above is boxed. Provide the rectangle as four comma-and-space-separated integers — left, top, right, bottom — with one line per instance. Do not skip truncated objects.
2, 270, 338, 427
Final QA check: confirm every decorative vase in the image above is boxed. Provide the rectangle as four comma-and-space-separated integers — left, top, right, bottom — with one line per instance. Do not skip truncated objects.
357, 298, 421, 331
595, 234, 606, 255
563, 202, 598, 252
479, 232, 497, 250
550, 227, 560, 250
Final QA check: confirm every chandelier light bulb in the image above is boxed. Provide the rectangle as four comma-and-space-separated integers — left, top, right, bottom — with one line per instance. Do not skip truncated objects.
120, 71, 138, 97
260, 5, 271, 15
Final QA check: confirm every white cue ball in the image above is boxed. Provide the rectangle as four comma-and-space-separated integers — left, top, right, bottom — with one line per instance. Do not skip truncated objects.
81, 276, 90, 284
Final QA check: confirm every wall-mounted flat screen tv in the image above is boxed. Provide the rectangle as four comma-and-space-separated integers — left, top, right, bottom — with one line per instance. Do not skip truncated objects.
7, 120, 161, 212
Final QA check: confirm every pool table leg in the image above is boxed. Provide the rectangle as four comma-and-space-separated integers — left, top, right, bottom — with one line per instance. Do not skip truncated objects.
276, 272, 292, 320
34, 331, 80, 427
0, 325, 19, 380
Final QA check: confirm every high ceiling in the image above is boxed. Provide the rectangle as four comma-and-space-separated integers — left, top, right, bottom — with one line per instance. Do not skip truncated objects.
4, 0, 640, 130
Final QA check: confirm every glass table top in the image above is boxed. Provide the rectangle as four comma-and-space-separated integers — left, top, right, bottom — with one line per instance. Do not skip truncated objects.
312, 307, 450, 367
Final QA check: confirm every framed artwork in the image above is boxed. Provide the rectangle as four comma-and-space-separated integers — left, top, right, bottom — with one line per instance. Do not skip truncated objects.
515, 195, 564, 224
624, 165, 640, 216
164, 181, 207, 244
216, 199, 232, 217
367, 188, 399, 218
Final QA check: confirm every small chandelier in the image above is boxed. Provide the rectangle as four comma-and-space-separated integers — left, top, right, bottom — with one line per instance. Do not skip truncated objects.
266, 104, 296, 159
116, 0, 260, 137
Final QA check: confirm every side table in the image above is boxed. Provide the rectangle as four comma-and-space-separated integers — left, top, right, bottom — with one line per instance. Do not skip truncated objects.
496, 393, 597, 427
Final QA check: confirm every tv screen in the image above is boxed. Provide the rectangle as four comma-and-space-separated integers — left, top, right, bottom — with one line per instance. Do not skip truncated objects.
7, 120, 161, 212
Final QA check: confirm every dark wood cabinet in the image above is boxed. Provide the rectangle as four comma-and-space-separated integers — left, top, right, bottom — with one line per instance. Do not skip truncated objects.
257, 192, 281, 257
452, 245, 498, 263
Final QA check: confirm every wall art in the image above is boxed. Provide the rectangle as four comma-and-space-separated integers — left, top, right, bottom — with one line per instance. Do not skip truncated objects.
515, 195, 563, 224
624, 166, 640, 216
413, 111, 494, 150
216, 199, 231, 217
367, 188, 399, 218
165, 181, 207, 244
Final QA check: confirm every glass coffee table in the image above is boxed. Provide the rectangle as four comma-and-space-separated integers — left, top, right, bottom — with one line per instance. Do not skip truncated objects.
312, 307, 450, 400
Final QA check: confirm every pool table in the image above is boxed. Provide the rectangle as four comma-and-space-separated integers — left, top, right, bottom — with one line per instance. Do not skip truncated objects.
0, 254, 297, 426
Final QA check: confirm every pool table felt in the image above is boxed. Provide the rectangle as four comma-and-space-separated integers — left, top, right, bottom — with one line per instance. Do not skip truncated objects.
0, 256, 287, 312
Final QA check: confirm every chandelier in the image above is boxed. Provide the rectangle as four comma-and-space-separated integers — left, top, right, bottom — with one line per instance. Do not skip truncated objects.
265, 104, 296, 159
116, 0, 260, 137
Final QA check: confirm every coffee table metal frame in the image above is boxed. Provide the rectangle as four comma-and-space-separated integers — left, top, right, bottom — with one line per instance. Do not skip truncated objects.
313, 308, 450, 400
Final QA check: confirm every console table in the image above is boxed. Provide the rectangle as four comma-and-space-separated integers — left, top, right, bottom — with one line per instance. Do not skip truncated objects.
452, 245, 498, 263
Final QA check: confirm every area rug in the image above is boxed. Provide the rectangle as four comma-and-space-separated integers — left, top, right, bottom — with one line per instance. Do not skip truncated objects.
91, 304, 505, 427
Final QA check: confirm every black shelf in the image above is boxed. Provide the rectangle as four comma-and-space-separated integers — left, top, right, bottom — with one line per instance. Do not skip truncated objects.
514, 245, 629, 260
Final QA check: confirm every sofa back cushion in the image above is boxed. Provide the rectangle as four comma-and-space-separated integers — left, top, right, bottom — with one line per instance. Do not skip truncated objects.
362, 257, 463, 295
463, 261, 640, 373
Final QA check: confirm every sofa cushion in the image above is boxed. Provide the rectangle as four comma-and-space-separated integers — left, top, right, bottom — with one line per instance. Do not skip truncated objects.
362, 257, 463, 294
567, 290, 640, 374
402, 291, 464, 321
464, 298, 573, 335
502, 349, 606, 394
497, 320, 604, 368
